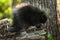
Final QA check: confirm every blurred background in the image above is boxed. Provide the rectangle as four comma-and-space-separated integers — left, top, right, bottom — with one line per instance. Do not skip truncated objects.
0, 0, 60, 40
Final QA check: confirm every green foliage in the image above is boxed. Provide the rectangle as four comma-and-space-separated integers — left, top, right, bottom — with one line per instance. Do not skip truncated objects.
47, 32, 53, 40
0, 13, 3, 19
17, 0, 21, 4
0, 0, 12, 20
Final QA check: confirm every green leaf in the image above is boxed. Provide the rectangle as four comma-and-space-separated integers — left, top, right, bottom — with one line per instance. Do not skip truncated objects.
47, 32, 53, 40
